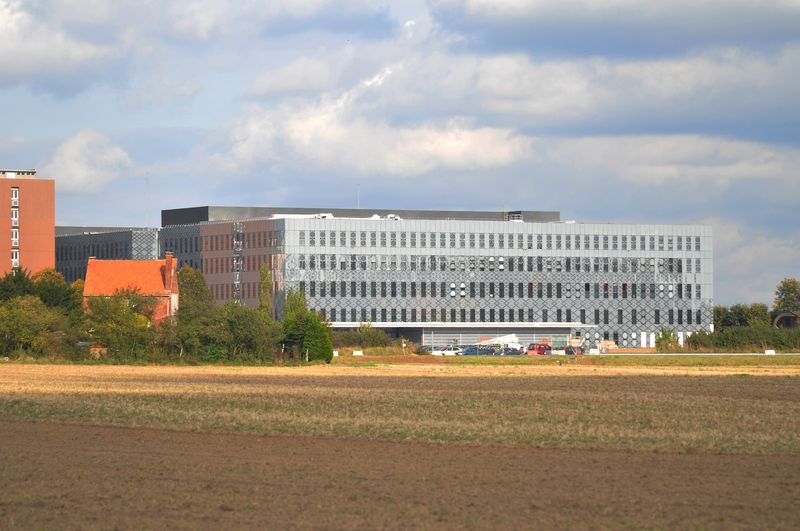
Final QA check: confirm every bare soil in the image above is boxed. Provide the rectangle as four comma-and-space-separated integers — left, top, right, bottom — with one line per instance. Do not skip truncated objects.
2, 421, 799, 530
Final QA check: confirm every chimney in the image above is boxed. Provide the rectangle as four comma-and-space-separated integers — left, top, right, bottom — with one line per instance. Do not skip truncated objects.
164, 251, 176, 291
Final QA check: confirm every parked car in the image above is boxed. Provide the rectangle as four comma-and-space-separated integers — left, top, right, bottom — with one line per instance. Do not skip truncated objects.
501, 347, 524, 356
564, 346, 584, 356
431, 345, 461, 356
462, 345, 497, 356
527, 343, 552, 355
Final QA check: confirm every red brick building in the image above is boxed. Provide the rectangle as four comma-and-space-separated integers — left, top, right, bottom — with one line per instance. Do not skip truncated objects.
0, 169, 54, 275
83, 252, 180, 324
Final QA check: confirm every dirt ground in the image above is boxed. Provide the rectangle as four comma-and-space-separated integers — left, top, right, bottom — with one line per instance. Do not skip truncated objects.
1, 421, 798, 530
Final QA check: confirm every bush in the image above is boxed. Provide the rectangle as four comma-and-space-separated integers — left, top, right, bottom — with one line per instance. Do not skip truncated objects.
0, 295, 71, 357
302, 312, 333, 363
686, 324, 800, 352
655, 328, 679, 352
332, 322, 392, 348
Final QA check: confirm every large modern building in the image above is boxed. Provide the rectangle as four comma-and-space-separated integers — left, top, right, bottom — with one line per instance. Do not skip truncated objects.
0, 169, 54, 275
160, 206, 713, 348
56, 227, 159, 284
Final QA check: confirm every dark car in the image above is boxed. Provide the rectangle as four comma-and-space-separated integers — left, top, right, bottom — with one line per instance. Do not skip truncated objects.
463, 345, 499, 356
462, 345, 480, 356
501, 347, 523, 356
564, 346, 584, 356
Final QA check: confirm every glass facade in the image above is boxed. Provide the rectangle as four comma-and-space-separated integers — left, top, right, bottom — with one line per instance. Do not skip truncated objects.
160, 214, 713, 348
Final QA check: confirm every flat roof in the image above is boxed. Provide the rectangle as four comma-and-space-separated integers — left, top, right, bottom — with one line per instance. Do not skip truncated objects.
162, 206, 560, 227
329, 322, 595, 329
56, 226, 156, 237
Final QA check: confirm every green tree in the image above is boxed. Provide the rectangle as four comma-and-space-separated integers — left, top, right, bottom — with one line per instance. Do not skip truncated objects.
259, 264, 273, 318
282, 289, 309, 352
0, 295, 70, 357
32, 268, 76, 311
713, 305, 729, 331
85, 290, 156, 359
175, 266, 219, 357
747, 303, 771, 326
216, 302, 281, 360
302, 311, 333, 363
773, 278, 800, 313
0, 268, 34, 301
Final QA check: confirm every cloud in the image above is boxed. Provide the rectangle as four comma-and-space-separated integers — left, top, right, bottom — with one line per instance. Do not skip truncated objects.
335, 45, 800, 142
546, 135, 800, 188
430, 0, 800, 56
248, 58, 334, 97
44, 0, 395, 41
698, 217, 800, 305
211, 69, 534, 176
0, 0, 115, 91
44, 130, 133, 192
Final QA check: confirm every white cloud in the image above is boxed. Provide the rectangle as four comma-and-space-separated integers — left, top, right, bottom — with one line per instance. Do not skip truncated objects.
546, 135, 800, 187
213, 67, 535, 176
336, 44, 800, 128
44, 130, 133, 192
248, 58, 334, 97
698, 218, 800, 305
0, 0, 114, 87
47, 0, 392, 41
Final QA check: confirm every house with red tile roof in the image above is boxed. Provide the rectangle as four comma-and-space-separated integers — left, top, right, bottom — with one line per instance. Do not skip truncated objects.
83, 251, 179, 324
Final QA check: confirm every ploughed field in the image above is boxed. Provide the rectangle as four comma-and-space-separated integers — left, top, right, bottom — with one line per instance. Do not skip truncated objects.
1, 362, 799, 529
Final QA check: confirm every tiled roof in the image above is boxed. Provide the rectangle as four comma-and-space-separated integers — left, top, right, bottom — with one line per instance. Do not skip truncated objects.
84, 259, 170, 297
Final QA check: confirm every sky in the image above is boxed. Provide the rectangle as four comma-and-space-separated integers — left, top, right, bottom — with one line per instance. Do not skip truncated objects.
1, 0, 798, 305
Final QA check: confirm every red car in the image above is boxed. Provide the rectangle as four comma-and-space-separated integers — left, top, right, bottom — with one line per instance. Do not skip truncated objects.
527, 343, 552, 355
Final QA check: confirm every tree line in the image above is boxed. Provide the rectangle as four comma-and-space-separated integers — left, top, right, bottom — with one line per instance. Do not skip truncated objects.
675, 278, 800, 352
0, 265, 334, 363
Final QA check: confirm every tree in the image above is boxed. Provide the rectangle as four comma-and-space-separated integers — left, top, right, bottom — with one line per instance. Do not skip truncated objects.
302, 311, 333, 363
175, 266, 218, 357
282, 289, 309, 352
216, 302, 281, 360
773, 278, 800, 313
747, 303, 771, 326
85, 290, 156, 359
32, 268, 76, 311
0, 295, 70, 356
0, 268, 33, 301
714, 306, 728, 331
259, 264, 273, 318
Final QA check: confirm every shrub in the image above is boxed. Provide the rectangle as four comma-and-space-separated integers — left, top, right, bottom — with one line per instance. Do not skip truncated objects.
302, 312, 333, 363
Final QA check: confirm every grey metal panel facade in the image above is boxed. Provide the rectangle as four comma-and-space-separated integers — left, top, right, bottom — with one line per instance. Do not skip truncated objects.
55, 229, 159, 283
281, 218, 713, 348
159, 212, 713, 348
